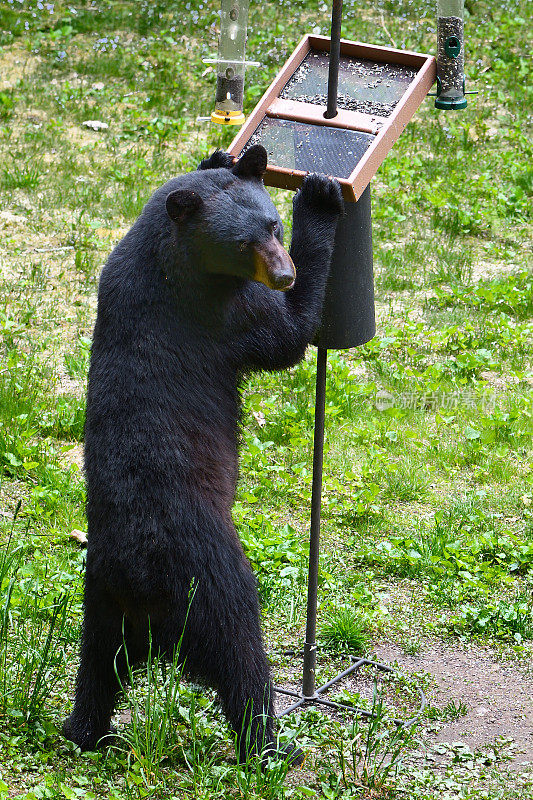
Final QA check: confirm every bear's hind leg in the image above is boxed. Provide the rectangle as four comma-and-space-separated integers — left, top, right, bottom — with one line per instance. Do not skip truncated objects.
63, 582, 130, 751
217, 638, 275, 764
182, 561, 276, 764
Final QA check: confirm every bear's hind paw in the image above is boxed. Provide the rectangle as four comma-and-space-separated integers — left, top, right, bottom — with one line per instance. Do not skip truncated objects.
62, 715, 117, 752
262, 742, 305, 770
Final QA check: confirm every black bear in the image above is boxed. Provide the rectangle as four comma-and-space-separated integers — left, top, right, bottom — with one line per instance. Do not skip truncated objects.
62, 145, 343, 763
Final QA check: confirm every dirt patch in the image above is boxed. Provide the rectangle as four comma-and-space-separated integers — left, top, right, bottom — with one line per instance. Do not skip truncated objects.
374, 641, 533, 769
63, 122, 110, 149
471, 258, 524, 281
0, 42, 41, 89
60, 442, 84, 472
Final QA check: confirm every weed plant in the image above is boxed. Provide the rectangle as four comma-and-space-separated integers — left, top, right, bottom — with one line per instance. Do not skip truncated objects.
320, 606, 372, 655
113, 637, 188, 790
321, 685, 417, 795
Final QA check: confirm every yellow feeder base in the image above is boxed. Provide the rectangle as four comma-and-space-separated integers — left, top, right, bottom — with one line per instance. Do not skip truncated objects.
211, 109, 245, 126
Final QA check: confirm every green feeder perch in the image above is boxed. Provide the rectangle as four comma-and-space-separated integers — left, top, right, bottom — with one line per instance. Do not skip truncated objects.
436, 0, 467, 110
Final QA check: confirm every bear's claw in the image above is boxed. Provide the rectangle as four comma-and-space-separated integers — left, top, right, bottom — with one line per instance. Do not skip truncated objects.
297, 173, 344, 214
197, 150, 236, 171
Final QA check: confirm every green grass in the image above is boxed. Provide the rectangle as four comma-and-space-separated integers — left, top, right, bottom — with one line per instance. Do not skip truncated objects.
1, 160, 42, 190
320, 606, 372, 655
0, 0, 532, 798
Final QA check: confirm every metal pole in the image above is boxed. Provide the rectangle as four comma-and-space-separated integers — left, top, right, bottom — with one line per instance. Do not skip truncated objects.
302, 346, 327, 698
324, 0, 343, 118
301, 0, 343, 701
273, 0, 428, 729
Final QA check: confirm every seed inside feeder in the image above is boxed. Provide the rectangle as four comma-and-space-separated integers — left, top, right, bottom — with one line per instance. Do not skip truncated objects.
245, 117, 375, 179
437, 16, 464, 95
216, 74, 244, 108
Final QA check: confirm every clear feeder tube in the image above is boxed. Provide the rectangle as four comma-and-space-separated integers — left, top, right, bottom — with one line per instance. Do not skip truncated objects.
435, 0, 467, 110
211, 0, 250, 125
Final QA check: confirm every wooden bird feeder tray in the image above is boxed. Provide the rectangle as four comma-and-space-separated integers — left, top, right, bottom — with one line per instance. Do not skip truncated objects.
229, 35, 436, 201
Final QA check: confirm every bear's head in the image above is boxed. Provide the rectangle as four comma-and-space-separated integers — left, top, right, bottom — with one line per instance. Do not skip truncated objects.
165, 145, 296, 292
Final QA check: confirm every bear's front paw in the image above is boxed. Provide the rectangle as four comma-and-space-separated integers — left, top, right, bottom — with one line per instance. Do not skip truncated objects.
197, 150, 236, 171
296, 174, 344, 215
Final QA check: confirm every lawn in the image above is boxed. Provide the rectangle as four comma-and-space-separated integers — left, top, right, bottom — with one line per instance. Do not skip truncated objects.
0, 1, 532, 798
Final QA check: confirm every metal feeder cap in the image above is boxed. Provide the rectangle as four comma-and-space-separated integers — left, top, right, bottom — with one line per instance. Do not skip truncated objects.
434, 95, 467, 110
211, 109, 246, 126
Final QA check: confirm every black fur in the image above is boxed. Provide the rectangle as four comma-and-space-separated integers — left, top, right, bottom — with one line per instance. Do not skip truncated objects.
231, 144, 268, 179
62, 148, 343, 762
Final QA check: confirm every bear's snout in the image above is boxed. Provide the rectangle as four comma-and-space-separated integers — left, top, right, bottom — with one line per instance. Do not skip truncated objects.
271, 272, 295, 291
252, 238, 296, 292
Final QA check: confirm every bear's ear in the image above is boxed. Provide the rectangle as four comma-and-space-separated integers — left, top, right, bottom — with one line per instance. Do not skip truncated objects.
232, 144, 268, 180
166, 189, 203, 223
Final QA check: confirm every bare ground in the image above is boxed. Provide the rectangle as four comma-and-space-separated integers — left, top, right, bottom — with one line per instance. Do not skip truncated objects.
374, 641, 533, 770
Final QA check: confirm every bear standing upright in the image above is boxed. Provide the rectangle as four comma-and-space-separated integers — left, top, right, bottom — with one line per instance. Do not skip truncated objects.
62, 145, 343, 762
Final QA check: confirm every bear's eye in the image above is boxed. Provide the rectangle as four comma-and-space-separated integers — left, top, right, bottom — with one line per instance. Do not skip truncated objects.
270, 221, 280, 236
239, 240, 249, 252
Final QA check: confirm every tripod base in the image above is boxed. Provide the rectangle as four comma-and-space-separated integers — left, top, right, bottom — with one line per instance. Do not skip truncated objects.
275, 655, 391, 717
274, 655, 425, 727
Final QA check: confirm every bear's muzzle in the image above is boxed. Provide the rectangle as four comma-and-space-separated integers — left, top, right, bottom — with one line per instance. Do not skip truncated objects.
252, 238, 296, 292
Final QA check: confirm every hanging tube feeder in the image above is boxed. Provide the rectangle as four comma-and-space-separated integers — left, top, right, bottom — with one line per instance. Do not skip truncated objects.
435, 0, 467, 110
208, 0, 256, 125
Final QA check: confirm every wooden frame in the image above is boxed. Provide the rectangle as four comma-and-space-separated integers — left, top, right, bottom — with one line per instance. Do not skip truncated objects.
229, 35, 436, 201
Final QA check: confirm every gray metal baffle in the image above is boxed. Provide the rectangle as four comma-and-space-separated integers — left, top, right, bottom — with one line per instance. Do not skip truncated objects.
315, 185, 375, 350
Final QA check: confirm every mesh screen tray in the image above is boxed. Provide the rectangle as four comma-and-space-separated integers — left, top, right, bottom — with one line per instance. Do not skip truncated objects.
230, 36, 436, 201
244, 118, 375, 178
